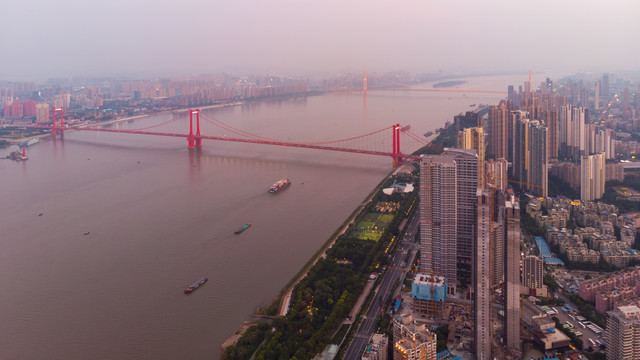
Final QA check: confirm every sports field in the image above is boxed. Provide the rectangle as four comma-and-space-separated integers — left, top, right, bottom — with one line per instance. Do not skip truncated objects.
352, 213, 395, 241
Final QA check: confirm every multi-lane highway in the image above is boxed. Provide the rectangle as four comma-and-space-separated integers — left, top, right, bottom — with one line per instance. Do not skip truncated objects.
344, 213, 420, 359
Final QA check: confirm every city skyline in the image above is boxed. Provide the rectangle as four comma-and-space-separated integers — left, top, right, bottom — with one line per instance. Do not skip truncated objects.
1, 0, 639, 81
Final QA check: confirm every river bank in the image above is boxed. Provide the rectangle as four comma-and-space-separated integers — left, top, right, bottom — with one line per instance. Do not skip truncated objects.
0, 91, 328, 146
2, 76, 511, 360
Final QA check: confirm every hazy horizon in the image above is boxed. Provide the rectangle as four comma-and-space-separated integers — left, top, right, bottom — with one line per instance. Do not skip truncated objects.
1, 0, 639, 81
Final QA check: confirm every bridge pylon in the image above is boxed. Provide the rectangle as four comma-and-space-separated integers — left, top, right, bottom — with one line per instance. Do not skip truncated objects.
187, 109, 196, 148
392, 124, 403, 167
194, 109, 202, 148
52, 107, 63, 136
363, 70, 367, 95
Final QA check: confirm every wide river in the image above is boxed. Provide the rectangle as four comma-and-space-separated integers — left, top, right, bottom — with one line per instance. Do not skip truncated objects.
1, 76, 516, 359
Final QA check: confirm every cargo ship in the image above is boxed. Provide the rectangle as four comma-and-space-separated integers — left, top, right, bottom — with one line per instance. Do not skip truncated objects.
268, 179, 291, 193
184, 277, 207, 294
18, 138, 39, 147
235, 224, 251, 234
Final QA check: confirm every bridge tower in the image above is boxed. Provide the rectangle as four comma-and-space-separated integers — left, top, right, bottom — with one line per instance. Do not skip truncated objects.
363, 70, 367, 95
392, 124, 402, 166
194, 109, 202, 148
52, 107, 63, 136
187, 109, 196, 148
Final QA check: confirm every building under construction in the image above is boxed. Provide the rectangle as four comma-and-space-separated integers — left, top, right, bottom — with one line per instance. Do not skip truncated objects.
411, 273, 447, 315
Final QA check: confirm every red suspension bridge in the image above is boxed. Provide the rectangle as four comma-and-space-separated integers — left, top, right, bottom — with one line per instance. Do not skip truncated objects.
29, 108, 436, 166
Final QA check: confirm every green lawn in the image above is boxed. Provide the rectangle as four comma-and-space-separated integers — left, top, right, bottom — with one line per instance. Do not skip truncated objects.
362, 213, 380, 222
379, 214, 394, 223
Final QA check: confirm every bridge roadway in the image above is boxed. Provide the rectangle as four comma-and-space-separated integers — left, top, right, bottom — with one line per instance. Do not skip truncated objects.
344, 212, 420, 359
26, 125, 422, 161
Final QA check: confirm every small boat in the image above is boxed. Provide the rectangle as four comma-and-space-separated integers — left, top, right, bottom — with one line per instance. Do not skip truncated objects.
184, 277, 208, 294
235, 224, 251, 234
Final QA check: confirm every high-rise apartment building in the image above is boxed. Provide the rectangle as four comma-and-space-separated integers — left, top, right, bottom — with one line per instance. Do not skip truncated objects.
559, 106, 586, 161
522, 255, 543, 290
485, 158, 508, 190
475, 189, 492, 360
22, 100, 36, 116
511, 110, 529, 181
581, 153, 606, 202
606, 305, 640, 360
594, 81, 600, 110
504, 194, 521, 353
488, 103, 509, 160
570, 107, 586, 161
558, 105, 571, 159
541, 108, 558, 160
443, 148, 479, 270
458, 127, 485, 189
35, 103, 49, 124
420, 154, 458, 295
527, 121, 548, 198
513, 115, 548, 198
474, 188, 521, 356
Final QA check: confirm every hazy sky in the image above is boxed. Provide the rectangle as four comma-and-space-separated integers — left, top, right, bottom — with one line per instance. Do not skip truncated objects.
1, 0, 639, 81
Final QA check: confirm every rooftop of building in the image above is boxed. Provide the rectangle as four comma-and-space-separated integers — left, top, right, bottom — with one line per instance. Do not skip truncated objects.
414, 273, 446, 286
617, 305, 640, 319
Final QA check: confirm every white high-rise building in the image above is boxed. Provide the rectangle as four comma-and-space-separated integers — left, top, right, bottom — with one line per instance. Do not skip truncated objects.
581, 153, 606, 202
420, 154, 458, 295
571, 107, 586, 161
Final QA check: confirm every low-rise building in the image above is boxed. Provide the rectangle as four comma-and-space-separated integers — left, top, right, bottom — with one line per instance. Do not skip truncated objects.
392, 315, 437, 360
363, 333, 389, 360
